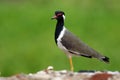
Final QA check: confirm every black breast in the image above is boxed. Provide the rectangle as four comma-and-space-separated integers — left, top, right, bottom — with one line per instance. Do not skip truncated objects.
54, 20, 64, 44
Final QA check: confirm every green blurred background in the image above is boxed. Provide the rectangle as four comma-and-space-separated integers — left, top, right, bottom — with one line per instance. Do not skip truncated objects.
0, 0, 120, 76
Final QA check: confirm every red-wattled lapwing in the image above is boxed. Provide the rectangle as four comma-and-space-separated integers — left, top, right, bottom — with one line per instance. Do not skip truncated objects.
51, 11, 109, 71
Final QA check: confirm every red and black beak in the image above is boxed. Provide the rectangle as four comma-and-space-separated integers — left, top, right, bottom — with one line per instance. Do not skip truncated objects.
51, 15, 57, 20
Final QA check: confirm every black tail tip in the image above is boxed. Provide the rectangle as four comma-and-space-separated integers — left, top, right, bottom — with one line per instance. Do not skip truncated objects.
102, 56, 110, 63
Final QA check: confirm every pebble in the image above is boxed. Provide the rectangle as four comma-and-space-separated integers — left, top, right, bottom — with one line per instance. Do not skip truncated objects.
0, 66, 120, 80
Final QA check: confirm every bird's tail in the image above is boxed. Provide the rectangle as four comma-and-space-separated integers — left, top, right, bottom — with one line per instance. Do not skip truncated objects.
101, 56, 110, 63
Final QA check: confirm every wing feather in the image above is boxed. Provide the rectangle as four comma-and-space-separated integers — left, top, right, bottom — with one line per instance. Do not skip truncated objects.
61, 29, 103, 58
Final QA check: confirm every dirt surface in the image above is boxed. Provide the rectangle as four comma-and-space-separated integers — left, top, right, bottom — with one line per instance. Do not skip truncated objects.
0, 66, 120, 80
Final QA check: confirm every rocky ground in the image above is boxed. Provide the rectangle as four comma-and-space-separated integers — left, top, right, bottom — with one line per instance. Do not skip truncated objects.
0, 66, 120, 80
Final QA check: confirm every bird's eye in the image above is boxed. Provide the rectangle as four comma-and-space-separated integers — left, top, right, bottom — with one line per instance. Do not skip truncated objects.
57, 13, 62, 16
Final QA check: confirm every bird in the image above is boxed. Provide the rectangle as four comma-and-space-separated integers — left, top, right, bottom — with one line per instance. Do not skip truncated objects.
51, 10, 109, 71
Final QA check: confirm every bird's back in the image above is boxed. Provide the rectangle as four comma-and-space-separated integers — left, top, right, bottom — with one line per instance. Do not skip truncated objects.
61, 29, 104, 59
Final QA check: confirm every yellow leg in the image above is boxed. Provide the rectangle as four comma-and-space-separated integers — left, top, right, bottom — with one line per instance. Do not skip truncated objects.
69, 56, 74, 72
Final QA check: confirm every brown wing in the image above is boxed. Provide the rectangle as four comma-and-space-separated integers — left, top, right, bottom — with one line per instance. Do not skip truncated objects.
61, 29, 103, 58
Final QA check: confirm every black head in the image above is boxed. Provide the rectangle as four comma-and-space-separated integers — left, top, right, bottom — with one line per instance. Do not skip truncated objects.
52, 11, 65, 20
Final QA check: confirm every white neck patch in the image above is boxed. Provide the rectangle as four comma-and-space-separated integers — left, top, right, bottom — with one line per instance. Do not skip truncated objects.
57, 27, 67, 52
62, 15, 65, 20
57, 27, 66, 42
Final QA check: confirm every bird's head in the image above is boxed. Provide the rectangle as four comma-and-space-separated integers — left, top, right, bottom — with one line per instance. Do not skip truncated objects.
52, 11, 65, 21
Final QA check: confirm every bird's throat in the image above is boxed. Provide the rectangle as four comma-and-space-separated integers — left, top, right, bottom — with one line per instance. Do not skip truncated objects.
55, 20, 64, 44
